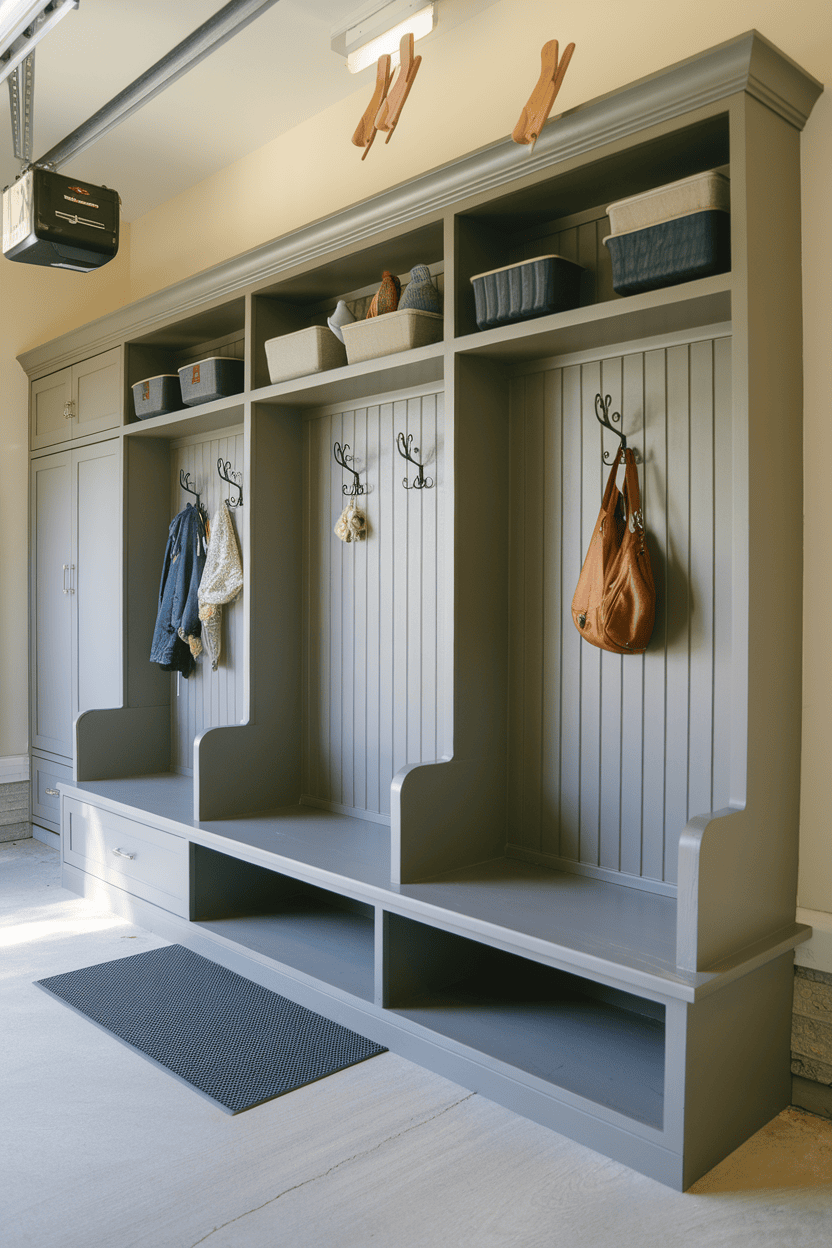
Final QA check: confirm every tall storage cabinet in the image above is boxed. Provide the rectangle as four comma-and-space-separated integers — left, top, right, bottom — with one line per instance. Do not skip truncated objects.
22, 34, 822, 1189
29, 438, 122, 835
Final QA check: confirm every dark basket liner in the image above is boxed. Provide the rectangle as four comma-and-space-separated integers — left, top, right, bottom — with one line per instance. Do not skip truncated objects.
605, 210, 731, 296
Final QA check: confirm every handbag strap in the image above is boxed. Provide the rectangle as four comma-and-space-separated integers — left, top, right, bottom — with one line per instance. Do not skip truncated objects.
621, 449, 644, 534
601, 447, 625, 511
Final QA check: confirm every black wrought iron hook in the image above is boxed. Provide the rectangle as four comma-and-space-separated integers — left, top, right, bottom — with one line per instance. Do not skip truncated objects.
333, 442, 365, 496
217, 458, 243, 507
594, 393, 640, 465
396, 431, 434, 490
179, 469, 201, 508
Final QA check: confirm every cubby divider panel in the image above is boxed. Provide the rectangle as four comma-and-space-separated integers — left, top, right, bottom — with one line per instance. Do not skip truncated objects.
383, 912, 665, 1128
191, 844, 376, 1001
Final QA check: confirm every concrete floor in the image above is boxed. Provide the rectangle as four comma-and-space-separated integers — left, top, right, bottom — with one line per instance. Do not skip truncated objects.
3, 837, 832, 1248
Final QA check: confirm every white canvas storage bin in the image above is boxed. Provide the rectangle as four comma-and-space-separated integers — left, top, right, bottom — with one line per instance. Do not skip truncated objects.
341, 309, 443, 365
265, 326, 347, 383
606, 170, 730, 235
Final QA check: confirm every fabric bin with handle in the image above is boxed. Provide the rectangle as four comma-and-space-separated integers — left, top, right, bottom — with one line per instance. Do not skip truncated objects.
606, 170, 730, 235
265, 326, 347, 383
132, 374, 183, 420
178, 357, 244, 406
470, 254, 584, 331
340, 308, 443, 364
604, 210, 731, 296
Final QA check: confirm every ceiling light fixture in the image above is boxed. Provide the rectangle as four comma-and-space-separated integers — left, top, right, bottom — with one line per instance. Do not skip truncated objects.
0, 0, 78, 88
332, 0, 435, 75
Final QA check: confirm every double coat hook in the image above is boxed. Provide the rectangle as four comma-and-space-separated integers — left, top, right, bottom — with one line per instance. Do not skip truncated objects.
179, 469, 201, 508
333, 442, 365, 496
594, 393, 641, 465
396, 431, 434, 489
217, 458, 243, 507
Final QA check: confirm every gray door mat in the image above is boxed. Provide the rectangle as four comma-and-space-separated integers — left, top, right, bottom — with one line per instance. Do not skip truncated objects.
35, 944, 386, 1114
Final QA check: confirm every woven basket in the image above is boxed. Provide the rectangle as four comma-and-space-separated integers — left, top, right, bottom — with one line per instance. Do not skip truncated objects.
265, 326, 347, 384
341, 309, 443, 365
606, 171, 730, 235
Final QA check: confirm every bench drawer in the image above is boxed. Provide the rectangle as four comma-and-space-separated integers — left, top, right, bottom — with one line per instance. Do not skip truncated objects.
32, 756, 73, 830
63, 796, 189, 918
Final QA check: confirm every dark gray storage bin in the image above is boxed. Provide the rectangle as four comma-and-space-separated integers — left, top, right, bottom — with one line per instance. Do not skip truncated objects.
178, 356, 244, 407
604, 210, 731, 296
132, 374, 183, 420
470, 254, 584, 331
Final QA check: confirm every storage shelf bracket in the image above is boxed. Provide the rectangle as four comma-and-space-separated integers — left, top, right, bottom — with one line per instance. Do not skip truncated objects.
333, 442, 365, 496
396, 431, 434, 489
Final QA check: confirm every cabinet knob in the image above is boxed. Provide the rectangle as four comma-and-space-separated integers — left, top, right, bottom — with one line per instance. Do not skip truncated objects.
45, 788, 60, 797
112, 847, 136, 860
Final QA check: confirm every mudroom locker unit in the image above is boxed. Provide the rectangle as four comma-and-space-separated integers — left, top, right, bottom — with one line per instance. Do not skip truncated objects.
22, 33, 821, 1189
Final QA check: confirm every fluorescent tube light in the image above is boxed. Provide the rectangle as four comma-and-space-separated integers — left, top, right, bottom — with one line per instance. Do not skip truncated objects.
332, 1, 435, 74
0, 0, 78, 86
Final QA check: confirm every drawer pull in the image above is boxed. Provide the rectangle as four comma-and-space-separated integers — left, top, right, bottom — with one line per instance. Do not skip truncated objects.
45, 788, 60, 797
112, 847, 136, 860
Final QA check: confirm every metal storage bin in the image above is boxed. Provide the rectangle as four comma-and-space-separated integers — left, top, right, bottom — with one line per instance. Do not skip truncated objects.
178, 357, 244, 406
131, 374, 183, 420
470, 254, 584, 331
265, 326, 347, 383
606, 170, 730, 235
604, 210, 731, 296
340, 308, 443, 364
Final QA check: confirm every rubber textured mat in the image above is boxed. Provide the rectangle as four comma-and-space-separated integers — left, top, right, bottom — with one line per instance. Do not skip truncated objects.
36, 943, 386, 1113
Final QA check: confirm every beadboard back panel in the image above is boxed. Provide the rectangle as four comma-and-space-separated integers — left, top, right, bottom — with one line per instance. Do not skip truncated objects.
169, 428, 245, 774
507, 335, 733, 892
303, 392, 445, 821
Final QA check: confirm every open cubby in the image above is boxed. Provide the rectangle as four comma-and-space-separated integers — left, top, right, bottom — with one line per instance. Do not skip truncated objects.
453, 113, 731, 338
192, 844, 376, 1001
124, 297, 246, 422
251, 219, 445, 391
382, 912, 665, 1127
41, 35, 820, 1189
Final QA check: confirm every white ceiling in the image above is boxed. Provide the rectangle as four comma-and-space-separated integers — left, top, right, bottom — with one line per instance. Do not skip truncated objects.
1, 0, 495, 221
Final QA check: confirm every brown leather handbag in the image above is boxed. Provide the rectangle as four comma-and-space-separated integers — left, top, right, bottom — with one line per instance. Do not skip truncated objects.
571, 447, 655, 654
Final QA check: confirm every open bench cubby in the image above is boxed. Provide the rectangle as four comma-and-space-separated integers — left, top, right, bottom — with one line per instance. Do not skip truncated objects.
32, 34, 820, 1190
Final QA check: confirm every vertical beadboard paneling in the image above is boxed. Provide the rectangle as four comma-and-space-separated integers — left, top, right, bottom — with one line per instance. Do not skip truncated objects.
169, 428, 245, 773
303, 391, 444, 820
507, 335, 733, 892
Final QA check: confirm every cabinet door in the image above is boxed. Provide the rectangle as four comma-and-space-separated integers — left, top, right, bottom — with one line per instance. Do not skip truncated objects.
72, 441, 122, 727
31, 368, 72, 450
72, 348, 122, 438
30, 452, 73, 757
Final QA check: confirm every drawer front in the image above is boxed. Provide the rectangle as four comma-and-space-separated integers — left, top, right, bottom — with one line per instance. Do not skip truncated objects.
63, 797, 189, 918
32, 756, 74, 830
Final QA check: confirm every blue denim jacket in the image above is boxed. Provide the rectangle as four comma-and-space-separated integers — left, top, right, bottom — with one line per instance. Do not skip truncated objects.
149, 503, 207, 677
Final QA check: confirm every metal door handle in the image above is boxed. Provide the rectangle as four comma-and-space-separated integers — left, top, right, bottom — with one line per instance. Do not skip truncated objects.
45, 788, 60, 797
63, 399, 75, 420
69, 564, 75, 594
112, 847, 135, 860
62, 564, 70, 594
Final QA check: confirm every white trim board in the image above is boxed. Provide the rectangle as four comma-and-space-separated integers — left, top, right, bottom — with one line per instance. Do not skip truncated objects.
0, 756, 30, 782
795, 909, 832, 975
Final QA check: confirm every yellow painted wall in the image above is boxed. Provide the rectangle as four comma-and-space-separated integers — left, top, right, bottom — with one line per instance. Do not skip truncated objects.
1, 0, 831, 927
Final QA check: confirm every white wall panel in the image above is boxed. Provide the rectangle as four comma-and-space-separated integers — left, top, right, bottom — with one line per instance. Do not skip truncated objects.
507, 337, 733, 892
303, 393, 444, 820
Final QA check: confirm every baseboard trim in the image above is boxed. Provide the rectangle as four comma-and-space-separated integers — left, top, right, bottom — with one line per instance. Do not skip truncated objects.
792, 1075, 832, 1121
0, 755, 29, 782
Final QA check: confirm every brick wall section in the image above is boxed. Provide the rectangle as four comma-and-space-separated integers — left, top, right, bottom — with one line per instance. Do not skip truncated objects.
792, 965, 832, 1119
0, 780, 31, 842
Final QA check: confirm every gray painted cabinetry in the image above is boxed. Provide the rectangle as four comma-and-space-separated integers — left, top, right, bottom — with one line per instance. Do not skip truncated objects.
22, 33, 822, 1189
